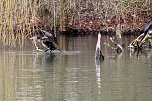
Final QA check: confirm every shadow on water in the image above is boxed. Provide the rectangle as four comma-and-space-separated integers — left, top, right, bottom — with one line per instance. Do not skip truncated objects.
0, 35, 151, 101
42, 53, 57, 66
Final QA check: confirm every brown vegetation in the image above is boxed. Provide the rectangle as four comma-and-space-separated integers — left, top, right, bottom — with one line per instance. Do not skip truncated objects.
0, 0, 151, 46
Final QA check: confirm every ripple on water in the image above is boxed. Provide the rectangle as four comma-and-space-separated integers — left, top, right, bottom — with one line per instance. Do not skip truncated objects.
0, 50, 81, 56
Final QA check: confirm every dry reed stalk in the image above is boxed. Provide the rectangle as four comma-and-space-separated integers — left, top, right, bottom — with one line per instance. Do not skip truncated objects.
0, 0, 45, 47
0, 0, 70, 48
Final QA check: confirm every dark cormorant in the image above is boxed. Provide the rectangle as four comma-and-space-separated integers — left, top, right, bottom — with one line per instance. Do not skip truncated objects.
95, 33, 104, 61
30, 29, 63, 52
140, 20, 152, 43
144, 20, 152, 34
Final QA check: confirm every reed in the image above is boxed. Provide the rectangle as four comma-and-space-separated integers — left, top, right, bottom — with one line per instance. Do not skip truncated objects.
0, 0, 45, 47
0, 0, 70, 47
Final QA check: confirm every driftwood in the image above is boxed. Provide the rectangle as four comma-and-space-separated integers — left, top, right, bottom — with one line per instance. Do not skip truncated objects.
110, 37, 123, 53
104, 25, 123, 54
129, 33, 152, 49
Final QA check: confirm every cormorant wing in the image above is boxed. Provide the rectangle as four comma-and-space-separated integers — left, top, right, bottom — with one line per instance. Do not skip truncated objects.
40, 29, 59, 50
40, 29, 58, 43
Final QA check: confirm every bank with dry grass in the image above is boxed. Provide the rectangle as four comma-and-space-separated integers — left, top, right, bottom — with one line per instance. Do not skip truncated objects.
0, 0, 151, 47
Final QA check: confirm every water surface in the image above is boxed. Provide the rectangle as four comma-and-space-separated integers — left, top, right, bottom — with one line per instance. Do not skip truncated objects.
0, 36, 152, 101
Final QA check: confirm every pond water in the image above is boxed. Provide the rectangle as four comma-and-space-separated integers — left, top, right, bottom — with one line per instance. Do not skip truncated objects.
0, 35, 152, 101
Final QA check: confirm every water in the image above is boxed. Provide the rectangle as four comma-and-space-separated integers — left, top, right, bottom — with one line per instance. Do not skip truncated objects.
0, 36, 152, 101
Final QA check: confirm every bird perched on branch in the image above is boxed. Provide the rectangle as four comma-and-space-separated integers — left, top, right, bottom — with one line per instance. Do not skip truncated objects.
30, 29, 63, 52
95, 33, 104, 61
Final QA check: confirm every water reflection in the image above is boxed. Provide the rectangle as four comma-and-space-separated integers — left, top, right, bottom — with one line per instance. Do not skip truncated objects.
0, 52, 57, 101
0, 36, 151, 101
95, 58, 102, 95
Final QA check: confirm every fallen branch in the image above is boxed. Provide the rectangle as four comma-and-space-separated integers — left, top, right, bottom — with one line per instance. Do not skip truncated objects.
129, 33, 152, 49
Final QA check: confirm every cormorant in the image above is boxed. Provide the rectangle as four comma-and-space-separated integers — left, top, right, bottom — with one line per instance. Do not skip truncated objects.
30, 29, 63, 52
144, 20, 152, 34
140, 20, 152, 43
